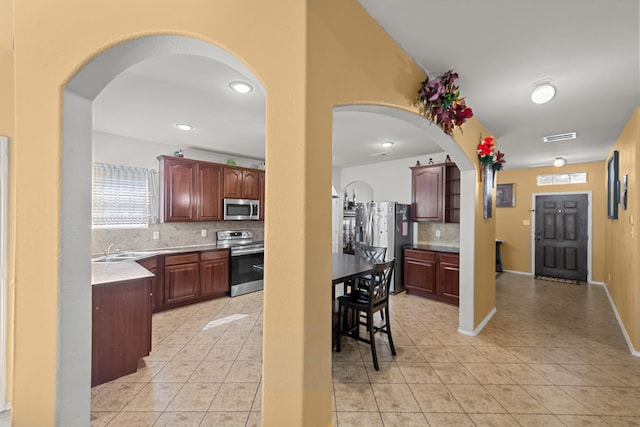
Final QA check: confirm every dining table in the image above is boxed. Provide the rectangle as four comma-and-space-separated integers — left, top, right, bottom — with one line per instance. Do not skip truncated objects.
331, 253, 375, 298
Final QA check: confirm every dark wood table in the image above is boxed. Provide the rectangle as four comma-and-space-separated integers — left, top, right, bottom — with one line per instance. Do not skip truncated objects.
331, 253, 375, 299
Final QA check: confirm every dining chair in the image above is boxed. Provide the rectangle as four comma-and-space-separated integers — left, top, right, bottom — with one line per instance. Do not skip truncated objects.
335, 259, 396, 370
343, 245, 387, 294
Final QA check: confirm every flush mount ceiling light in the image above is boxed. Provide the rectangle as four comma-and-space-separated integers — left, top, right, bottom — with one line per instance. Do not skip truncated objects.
553, 157, 566, 167
229, 81, 254, 94
531, 82, 556, 104
381, 141, 394, 148
176, 123, 193, 131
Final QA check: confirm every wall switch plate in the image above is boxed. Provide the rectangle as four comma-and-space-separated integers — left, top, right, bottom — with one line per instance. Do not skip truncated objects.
153, 231, 160, 240
435, 230, 441, 238
201, 229, 207, 237
523, 219, 531, 226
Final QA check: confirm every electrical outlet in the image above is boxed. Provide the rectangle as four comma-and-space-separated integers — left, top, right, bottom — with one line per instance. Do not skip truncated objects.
435, 230, 441, 238
153, 231, 160, 240
201, 229, 207, 237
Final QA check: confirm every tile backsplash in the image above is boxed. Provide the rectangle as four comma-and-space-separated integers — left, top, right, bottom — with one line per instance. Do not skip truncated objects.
92, 221, 264, 254
417, 222, 459, 247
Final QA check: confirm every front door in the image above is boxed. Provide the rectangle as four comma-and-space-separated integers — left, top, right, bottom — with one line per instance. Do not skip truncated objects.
534, 194, 588, 282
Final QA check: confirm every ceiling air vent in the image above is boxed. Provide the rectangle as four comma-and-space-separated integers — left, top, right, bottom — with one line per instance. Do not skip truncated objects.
368, 152, 388, 157
543, 132, 577, 143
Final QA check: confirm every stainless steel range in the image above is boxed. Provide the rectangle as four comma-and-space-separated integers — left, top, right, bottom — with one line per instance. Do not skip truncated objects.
217, 230, 264, 297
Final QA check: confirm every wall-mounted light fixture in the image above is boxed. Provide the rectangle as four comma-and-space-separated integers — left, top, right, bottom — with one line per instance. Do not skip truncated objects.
553, 156, 566, 167
531, 82, 556, 104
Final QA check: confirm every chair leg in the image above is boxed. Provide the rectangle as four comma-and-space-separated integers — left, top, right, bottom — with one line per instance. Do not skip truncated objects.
336, 305, 342, 352
368, 311, 379, 370
384, 306, 396, 356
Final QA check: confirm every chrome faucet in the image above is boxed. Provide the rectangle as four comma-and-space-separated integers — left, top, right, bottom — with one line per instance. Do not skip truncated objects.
105, 243, 115, 257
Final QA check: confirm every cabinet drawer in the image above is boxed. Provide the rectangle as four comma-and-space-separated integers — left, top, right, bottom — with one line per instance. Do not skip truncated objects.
438, 253, 459, 265
201, 249, 229, 261
165, 253, 199, 266
405, 249, 436, 262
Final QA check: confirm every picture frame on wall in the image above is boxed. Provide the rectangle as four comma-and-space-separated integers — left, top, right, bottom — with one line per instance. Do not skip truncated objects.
496, 183, 515, 207
607, 150, 619, 219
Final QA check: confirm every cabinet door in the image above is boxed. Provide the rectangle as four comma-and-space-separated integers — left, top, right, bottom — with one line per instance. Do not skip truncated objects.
437, 253, 460, 304
223, 167, 244, 198
258, 171, 265, 220
92, 278, 152, 386
164, 256, 200, 304
162, 158, 197, 222
242, 169, 260, 200
137, 257, 161, 310
200, 254, 229, 298
197, 163, 223, 221
412, 165, 444, 222
404, 249, 437, 296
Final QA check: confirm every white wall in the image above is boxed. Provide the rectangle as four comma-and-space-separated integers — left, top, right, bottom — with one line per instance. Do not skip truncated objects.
92, 130, 262, 170
339, 152, 447, 204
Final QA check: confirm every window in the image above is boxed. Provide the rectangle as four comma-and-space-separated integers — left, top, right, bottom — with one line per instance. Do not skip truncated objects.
92, 163, 157, 229
537, 172, 587, 186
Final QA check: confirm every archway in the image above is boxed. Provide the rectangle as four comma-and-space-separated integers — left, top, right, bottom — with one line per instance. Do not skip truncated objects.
332, 104, 477, 334
62, 35, 265, 423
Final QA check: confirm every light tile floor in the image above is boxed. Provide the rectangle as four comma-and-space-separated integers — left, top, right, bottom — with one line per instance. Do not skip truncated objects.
91, 273, 640, 426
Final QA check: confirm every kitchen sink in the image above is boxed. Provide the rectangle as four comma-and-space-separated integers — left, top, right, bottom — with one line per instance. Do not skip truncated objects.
92, 251, 155, 263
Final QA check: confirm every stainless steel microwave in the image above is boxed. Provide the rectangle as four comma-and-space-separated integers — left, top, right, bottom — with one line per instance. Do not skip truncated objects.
223, 198, 260, 220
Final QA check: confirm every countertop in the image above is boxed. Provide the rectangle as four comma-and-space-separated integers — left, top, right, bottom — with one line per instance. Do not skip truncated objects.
404, 244, 460, 254
91, 244, 230, 286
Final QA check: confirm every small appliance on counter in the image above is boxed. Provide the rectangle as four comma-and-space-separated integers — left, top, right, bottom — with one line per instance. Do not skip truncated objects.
216, 230, 264, 297
354, 202, 413, 293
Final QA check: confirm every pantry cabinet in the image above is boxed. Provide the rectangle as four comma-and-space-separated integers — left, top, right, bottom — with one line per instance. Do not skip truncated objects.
410, 163, 460, 223
404, 248, 459, 305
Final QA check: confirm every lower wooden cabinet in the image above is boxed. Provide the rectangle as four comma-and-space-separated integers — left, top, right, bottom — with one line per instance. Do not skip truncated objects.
404, 248, 459, 305
137, 249, 230, 312
92, 277, 152, 386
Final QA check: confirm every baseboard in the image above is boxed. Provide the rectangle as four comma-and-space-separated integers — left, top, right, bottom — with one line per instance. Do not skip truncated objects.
458, 307, 496, 337
502, 269, 532, 276
602, 283, 640, 358
589, 280, 605, 286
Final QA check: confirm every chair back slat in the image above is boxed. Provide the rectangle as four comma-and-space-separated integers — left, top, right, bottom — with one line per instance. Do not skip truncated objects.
355, 244, 387, 262
367, 259, 394, 306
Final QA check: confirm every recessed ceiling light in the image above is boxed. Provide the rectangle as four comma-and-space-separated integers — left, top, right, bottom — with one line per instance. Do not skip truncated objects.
382, 141, 394, 148
229, 81, 254, 94
176, 123, 193, 131
553, 157, 566, 167
531, 82, 556, 104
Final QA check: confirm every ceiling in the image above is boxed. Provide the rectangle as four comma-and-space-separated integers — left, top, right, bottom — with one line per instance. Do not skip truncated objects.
94, 1, 640, 170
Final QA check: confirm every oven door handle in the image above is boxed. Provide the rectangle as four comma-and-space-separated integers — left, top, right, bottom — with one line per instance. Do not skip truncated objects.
231, 247, 264, 256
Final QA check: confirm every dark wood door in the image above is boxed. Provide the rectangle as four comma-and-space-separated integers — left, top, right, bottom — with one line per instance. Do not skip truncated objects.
200, 250, 229, 298
163, 158, 197, 222
197, 163, 223, 221
411, 165, 444, 222
223, 167, 243, 198
437, 253, 460, 304
164, 253, 200, 304
242, 169, 260, 200
535, 194, 588, 281
404, 249, 437, 297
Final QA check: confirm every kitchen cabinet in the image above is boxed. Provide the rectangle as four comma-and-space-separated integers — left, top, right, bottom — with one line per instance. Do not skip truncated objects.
164, 252, 200, 305
92, 277, 152, 386
410, 163, 460, 223
137, 257, 161, 310
258, 170, 265, 220
158, 156, 223, 222
223, 166, 259, 200
200, 250, 229, 298
404, 248, 459, 305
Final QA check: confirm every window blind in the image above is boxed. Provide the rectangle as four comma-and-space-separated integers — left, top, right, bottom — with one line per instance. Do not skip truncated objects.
92, 163, 156, 229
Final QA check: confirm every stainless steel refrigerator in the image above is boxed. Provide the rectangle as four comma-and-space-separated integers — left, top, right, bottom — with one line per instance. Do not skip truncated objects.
354, 202, 413, 293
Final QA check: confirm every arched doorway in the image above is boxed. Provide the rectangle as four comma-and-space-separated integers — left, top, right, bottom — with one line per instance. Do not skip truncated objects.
62, 35, 265, 423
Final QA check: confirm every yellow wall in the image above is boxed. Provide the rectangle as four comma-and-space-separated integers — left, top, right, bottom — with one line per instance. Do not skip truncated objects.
6, 0, 497, 425
604, 108, 639, 351
0, 0, 15, 405
450, 120, 497, 327
495, 162, 606, 283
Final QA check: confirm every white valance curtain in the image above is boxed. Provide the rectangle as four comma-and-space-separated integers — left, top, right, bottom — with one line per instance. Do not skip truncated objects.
92, 163, 158, 228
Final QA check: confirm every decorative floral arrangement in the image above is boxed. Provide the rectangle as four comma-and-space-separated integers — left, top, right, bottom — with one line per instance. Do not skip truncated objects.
417, 69, 474, 134
477, 136, 506, 171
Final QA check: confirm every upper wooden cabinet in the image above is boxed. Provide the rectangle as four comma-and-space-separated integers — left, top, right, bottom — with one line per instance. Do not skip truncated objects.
158, 156, 223, 222
410, 163, 460, 223
223, 166, 260, 200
